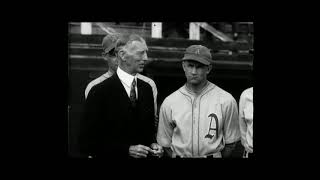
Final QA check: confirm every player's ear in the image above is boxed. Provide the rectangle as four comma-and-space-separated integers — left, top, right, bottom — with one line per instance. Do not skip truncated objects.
207, 64, 212, 74
101, 52, 108, 61
182, 61, 186, 71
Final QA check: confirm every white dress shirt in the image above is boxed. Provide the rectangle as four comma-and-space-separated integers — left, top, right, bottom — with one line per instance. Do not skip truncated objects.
117, 67, 138, 99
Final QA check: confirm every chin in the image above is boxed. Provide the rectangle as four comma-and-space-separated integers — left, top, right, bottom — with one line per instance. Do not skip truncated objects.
189, 80, 200, 85
137, 68, 144, 72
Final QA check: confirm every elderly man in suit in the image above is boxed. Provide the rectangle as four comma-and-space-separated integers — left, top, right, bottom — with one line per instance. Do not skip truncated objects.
79, 34, 163, 159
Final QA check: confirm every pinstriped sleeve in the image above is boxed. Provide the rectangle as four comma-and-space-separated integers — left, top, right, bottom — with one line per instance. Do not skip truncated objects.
149, 80, 159, 127
150, 80, 158, 114
85, 81, 95, 100
223, 96, 241, 144
239, 90, 248, 148
156, 100, 173, 148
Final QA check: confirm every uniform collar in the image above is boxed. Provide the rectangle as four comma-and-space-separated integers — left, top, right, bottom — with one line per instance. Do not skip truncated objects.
117, 67, 137, 87
180, 81, 215, 97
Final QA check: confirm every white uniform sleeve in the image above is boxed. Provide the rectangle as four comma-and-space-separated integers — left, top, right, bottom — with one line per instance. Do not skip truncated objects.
156, 101, 174, 148
85, 78, 101, 100
223, 97, 241, 144
145, 79, 159, 136
85, 82, 94, 100
151, 81, 158, 115
239, 91, 247, 148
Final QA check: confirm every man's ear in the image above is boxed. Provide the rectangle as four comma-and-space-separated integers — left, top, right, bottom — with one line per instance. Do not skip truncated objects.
118, 49, 126, 62
101, 52, 108, 61
207, 64, 212, 74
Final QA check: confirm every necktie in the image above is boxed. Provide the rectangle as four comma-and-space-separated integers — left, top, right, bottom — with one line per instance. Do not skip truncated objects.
130, 78, 137, 107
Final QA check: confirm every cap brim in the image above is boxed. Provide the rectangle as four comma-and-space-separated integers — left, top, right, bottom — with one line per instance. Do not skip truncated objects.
103, 44, 116, 54
182, 54, 210, 65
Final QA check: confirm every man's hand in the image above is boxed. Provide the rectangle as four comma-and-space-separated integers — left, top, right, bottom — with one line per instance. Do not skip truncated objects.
150, 143, 164, 158
129, 145, 152, 158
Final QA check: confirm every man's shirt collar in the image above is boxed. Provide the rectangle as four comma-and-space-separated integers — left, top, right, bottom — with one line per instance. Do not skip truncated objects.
117, 67, 137, 87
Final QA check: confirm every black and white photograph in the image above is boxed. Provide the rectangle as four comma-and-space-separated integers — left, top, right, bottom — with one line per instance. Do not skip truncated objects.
68, 22, 254, 159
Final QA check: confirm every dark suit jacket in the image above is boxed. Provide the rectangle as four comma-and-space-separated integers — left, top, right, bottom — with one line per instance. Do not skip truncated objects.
79, 73, 155, 159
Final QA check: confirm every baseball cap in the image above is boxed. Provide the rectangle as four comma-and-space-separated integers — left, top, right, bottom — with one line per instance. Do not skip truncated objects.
102, 33, 120, 54
182, 45, 213, 65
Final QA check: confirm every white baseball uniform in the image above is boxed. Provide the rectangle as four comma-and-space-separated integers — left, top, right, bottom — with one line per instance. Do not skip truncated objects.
157, 81, 240, 158
239, 87, 253, 155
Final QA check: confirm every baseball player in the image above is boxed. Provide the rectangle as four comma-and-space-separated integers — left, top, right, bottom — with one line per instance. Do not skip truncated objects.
239, 87, 253, 158
84, 33, 120, 99
157, 45, 241, 158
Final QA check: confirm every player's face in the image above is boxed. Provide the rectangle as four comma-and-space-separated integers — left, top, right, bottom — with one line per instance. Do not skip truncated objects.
104, 48, 118, 72
122, 40, 148, 74
182, 60, 211, 85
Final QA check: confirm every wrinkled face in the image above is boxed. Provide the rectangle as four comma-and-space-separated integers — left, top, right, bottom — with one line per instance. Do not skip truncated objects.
182, 60, 211, 85
122, 40, 148, 74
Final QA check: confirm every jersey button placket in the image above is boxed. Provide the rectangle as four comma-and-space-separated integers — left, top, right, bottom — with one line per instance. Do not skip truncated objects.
191, 98, 195, 156
193, 98, 198, 157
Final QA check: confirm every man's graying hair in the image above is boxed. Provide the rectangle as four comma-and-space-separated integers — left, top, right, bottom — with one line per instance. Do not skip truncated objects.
115, 34, 146, 52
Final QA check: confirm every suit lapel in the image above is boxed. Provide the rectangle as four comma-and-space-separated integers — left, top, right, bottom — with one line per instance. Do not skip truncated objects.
110, 73, 133, 106
136, 78, 145, 104
109, 74, 148, 109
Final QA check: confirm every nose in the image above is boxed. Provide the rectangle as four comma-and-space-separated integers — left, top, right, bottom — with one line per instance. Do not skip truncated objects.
142, 52, 148, 61
191, 67, 197, 74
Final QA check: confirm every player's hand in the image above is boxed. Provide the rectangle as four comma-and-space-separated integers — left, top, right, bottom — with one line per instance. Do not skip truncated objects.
150, 143, 164, 158
129, 145, 152, 158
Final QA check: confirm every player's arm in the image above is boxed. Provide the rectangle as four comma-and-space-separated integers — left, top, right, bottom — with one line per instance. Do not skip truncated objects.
239, 91, 248, 149
151, 82, 159, 139
84, 81, 94, 100
221, 97, 241, 158
151, 81, 158, 116
156, 100, 174, 158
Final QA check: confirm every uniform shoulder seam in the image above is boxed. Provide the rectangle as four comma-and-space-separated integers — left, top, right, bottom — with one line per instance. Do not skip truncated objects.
137, 74, 154, 83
